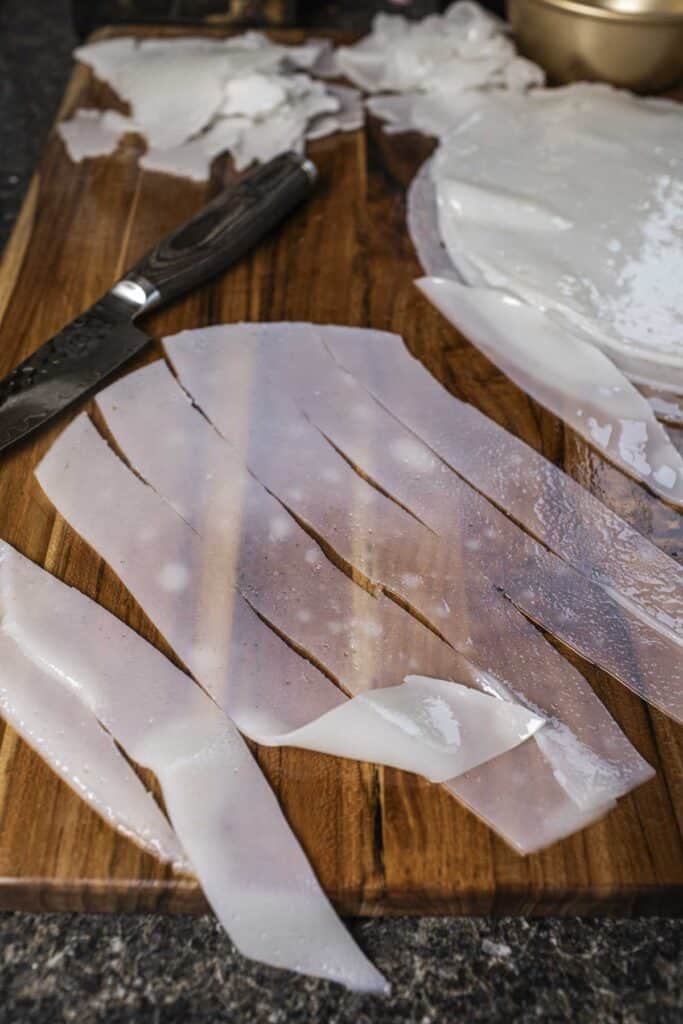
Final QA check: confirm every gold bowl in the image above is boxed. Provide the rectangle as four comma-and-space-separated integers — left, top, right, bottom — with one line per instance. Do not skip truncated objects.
506, 0, 683, 91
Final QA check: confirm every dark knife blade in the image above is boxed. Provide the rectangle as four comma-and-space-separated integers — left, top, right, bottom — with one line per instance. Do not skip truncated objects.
0, 151, 316, 454
0, 294, 150, 453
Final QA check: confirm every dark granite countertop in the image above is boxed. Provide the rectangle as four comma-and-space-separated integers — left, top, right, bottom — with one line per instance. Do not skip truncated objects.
1, 913, 681, 1023
0, 1, 681, 1021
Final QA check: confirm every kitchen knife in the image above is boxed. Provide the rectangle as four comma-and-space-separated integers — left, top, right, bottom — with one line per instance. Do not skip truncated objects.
0, 150, 316, 454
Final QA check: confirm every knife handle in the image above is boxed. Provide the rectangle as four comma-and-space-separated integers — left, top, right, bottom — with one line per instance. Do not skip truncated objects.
126, 151, 317, 312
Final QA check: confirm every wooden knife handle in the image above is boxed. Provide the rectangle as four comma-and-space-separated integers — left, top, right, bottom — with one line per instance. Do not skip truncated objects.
127, 152, 317, 311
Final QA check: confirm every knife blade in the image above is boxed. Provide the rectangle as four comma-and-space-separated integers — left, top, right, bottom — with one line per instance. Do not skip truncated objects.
0, 151, 317, 453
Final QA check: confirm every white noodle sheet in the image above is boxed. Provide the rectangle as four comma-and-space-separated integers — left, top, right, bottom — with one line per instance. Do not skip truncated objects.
405, 86, 683, 487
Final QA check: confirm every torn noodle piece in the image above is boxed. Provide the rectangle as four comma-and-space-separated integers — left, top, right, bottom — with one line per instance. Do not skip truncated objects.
67, 32, 357, 180
335, 2, 532, 95
74, 33, 328, 149
307, 85, 364, 141
58, 109, 137, 162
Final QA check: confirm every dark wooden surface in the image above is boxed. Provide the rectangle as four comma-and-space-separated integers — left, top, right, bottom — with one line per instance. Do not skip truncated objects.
69, 1, 444, 38
0, 27, 680, 917
71, 1, 298, 37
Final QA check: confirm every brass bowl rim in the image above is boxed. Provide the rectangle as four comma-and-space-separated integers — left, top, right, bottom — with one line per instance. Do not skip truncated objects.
516, 0, 683, 23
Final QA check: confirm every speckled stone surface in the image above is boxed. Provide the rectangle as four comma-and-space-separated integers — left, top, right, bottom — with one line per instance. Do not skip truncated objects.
0, 2, 681, 1021
1, 913, 681, 1023
0, 0, 74, 249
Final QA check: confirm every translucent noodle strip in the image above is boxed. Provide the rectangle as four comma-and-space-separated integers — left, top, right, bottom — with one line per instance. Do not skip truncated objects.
164, 328, 653, 852
8, 532, 386, 992
418, 277, 683, 508
0, 547, 187, 870
318, 324, 683, 643
96, 364, 544, 780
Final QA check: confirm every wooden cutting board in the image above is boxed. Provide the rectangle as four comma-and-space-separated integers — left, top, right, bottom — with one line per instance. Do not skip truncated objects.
0, 26, 681, 917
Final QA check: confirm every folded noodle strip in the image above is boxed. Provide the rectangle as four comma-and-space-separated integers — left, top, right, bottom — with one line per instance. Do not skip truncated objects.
0, 545, 187, 870
0, 541, 388, 993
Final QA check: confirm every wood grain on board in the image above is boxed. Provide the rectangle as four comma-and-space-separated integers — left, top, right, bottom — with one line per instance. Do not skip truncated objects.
0, 27, 681, 917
